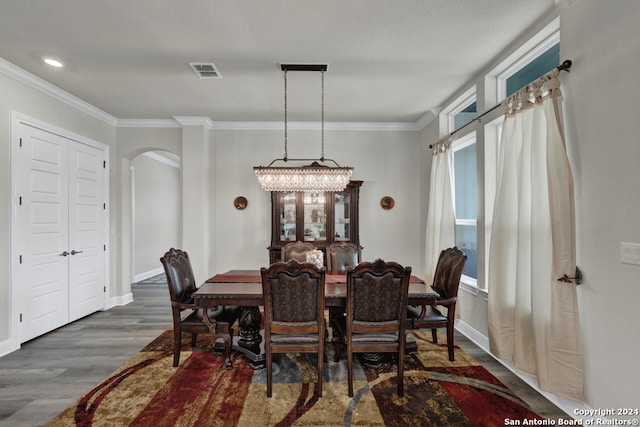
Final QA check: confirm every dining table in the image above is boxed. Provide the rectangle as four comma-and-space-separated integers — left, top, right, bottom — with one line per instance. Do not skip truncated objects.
194, 269, 437, 369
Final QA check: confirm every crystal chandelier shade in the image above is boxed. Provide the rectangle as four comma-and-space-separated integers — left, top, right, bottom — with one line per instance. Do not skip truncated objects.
253, 64, 353, 192
254, 163, 353, 192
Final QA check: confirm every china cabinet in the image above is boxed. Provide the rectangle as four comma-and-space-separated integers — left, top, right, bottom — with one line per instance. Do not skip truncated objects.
268, 181, 362, 264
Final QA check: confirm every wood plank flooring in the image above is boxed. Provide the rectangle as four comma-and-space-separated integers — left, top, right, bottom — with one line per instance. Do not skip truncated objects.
0, 278, 570, 426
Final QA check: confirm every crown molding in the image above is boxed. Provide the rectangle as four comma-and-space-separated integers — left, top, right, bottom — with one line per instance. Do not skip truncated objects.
415, 108, 440, 130
0, 57, 118, 127
210, 121, 282, 131
324, 122, 419, 131
117, 119, 181, 128
212, 121, 424, 131
118, 119, 429, 131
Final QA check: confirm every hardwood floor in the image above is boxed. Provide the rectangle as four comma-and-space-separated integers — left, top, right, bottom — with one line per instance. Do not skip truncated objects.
0, 278, 570, 426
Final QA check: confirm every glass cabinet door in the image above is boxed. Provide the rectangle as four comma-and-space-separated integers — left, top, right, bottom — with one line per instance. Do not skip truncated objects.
303, 192, 326, 242
269, 181, 361, 264
334, 191, 351, 241
280, 192, 297, 241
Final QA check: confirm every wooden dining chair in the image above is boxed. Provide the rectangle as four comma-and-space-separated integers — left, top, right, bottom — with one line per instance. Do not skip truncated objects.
281, 241, 317, 262
326, 242, 362, 274
326, 242, 362, 362
261, 259, 326, 397
160, 248, 241, 369
345, 259, 411, 397
407, 246, 466, 361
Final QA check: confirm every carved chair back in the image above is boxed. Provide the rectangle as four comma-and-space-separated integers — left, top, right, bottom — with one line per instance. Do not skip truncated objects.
161, 248, 197, 306
326, 242, 362, 274
281, 241, 317, 263
432, 246, 467, 300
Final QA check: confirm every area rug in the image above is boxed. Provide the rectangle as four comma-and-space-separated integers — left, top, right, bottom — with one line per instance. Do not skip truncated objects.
46, 330, 545, 426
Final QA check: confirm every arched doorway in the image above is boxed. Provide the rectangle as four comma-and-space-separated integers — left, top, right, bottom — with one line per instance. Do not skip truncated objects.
130, 150, 182, 282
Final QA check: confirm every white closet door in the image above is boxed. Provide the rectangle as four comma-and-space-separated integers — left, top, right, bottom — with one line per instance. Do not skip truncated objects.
16, 124, 70, 342
15, 121, 107, 342
68, 142, 106, 321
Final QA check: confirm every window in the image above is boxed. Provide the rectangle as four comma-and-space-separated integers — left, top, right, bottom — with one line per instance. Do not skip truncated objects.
482, 29, 560, 292
498, 31, 560, 100
452, 135, 477, 284
448, 92, 477, 133
454, 102, 477, 130
506, 43, 559, 96
445, 91, 478, 287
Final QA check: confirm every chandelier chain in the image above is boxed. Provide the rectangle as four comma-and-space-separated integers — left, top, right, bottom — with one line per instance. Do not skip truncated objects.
283, 69, 288, 160
321, 70, 325, 160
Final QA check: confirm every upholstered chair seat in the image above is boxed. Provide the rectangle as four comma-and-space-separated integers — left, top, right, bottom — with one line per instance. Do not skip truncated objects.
406, 305, 447, 324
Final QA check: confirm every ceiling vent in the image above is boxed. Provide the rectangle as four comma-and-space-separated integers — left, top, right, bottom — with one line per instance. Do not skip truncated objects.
189, 62, 222, 79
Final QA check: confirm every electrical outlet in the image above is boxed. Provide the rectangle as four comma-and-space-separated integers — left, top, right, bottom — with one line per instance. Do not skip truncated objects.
620, 242, 640, 265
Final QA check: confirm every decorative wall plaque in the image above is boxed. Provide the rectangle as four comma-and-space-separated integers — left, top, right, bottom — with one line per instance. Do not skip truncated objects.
234, 196, 248, 210
380, 196, 394, 210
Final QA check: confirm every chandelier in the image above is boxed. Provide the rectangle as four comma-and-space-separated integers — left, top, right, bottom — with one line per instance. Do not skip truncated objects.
254, 64, 353, 192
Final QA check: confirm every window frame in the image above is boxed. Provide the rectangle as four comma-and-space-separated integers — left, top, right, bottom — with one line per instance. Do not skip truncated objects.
450, 133, 478, 289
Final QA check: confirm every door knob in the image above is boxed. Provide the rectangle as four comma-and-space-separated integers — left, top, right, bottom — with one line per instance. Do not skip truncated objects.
70, 250, 84, 255
59, 251, 69, 257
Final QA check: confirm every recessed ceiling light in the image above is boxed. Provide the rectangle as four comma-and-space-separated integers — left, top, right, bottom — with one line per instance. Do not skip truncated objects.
42, 57, 64, 68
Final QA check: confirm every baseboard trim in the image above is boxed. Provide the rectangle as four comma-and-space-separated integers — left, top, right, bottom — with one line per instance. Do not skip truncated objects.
455, 319, 592, 419
106, 292, 134, 309
133, 268, 163, 283
0, 337, 19, 358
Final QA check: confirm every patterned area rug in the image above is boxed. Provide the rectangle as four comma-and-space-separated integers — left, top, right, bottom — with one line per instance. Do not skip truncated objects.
46, 330, 545, 426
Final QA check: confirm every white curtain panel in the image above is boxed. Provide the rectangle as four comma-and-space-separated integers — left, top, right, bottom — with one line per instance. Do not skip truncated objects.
424, 136, 456, 282
488, 70, 583, 401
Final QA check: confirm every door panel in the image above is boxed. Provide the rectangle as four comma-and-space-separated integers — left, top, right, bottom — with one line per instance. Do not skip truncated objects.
17, 125, 69, 342
68, 142, 105, 321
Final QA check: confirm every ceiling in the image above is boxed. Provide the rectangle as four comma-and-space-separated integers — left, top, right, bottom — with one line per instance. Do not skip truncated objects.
0, 0, 558, 124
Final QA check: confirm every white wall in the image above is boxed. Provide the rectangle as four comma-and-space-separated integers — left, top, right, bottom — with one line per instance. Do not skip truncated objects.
211, 128, 425, 275
131, 153, 181, 280
560, 0, 640, 410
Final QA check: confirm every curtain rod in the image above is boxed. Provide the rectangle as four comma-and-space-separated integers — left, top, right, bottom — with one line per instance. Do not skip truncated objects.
429, 59, 573, 149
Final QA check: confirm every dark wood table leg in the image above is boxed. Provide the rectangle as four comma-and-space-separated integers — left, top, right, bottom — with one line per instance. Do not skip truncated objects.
213, 306, 265, 369
328, 307, 344, 362
237, 306, 262, 349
